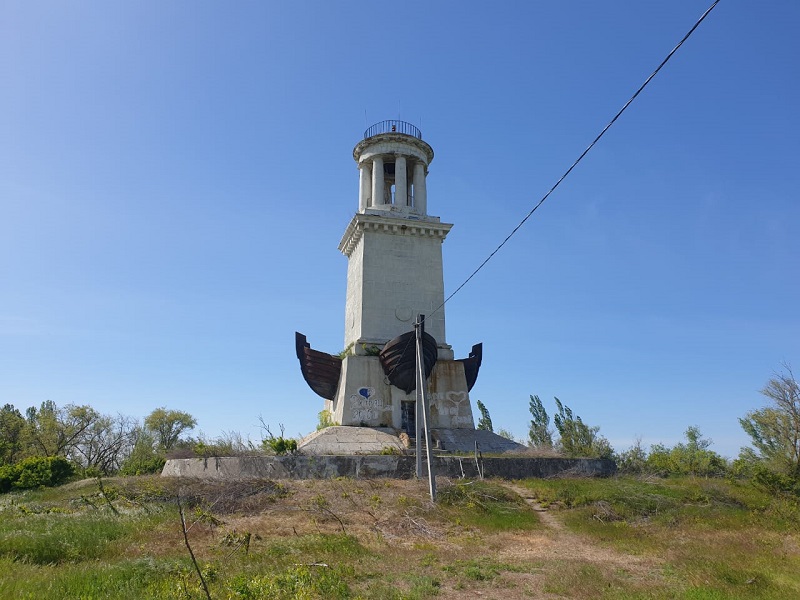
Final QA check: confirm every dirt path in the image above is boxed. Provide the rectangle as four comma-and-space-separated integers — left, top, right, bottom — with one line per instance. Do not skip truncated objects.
429, 482, 668, 600
498, 482, 659, 570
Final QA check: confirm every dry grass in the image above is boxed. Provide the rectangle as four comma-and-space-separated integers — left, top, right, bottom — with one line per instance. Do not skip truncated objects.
2, 475, 800, 599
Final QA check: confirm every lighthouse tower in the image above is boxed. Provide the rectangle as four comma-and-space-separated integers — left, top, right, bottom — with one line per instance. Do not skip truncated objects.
297, 121, 499, 449
342, 121, 451, 359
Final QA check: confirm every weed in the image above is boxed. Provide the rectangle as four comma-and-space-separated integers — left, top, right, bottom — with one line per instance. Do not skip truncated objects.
438, 480, 539, 531
229, 564, 351, 599
0, 511, 147, 564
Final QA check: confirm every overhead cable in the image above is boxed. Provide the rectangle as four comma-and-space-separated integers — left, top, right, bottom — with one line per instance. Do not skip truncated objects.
426, 0, 722, 322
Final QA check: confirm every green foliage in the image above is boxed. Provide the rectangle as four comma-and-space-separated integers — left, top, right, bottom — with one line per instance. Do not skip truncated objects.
475, 400, 493, 432
0, 511, 136, 564
262, 423, 298, 455
3, 475, 800, 599
495, 428, 516, 442
263, 436, 297, 456
317, 409, 338, 431
0, 456, 74, 492
528, 394, 553, 448
118, 430, 165, 476
336, 343, 354, 359
615, 428, 728, 477
552, 398, 612, 458
521, 475, 800, 598
438, 480, 540, 531
361, 343, 382, 356
118, 455, 166, 477
4, 400, 139, 475
644, 427, 728, 477
0, 404, 26, 466
144, 407, 197, 452
0, 556, 181, 599
614, 437, 648, 474
751, 464, 800, 496
739, 364, 800, 479
229, 564, 351, 599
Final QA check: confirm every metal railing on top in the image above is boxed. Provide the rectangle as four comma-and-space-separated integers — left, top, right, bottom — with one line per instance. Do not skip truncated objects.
364, 120, 422, 140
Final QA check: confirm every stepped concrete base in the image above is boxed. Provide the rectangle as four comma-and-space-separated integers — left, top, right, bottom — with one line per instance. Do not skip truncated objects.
296, 426, 526, 455
297, 426, 406, 455
162, 455, 616, 480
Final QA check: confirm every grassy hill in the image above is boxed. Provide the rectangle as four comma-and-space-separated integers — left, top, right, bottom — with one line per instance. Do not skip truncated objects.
1, 474, 798, 599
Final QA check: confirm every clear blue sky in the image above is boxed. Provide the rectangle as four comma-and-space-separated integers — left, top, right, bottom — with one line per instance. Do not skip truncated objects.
2, 1, 798, 458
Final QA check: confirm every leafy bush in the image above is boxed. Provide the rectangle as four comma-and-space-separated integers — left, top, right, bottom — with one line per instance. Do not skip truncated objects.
645, 427, 728, 477
261, 423, 298, 455
317, 410, 338, 431
614, 438, 648, 474
0, 456, 74, 492
751, 464, 800, 496
118, 455, 166, 476
264, 437, 297, 456
118, 432, 166, 476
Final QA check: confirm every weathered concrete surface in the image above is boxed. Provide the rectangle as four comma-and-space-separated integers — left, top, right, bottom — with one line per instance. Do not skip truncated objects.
433, 428, 526, 453
297, 426, 526, 455
297, 426, 406, 455
162, 455, 616, 481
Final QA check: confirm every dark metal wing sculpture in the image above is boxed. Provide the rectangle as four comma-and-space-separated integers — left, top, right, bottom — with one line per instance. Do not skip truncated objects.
456, 343, 483, 392
379, 330, 438, 394
295, 332, 342, 400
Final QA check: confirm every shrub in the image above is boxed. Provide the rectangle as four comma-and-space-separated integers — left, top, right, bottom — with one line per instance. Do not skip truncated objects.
615, 438, 648, 474
118, 455, 166, 476
317, 410, 338, 431
0, 456, 75, 492
645, 427, 728, 477
264, 437, 297, 456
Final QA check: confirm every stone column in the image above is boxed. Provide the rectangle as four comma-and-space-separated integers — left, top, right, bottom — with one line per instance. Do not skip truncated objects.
372, 157, 384, 206
413, 162, 427, 214
358, 163, 372, 211
395, 155, 407, 207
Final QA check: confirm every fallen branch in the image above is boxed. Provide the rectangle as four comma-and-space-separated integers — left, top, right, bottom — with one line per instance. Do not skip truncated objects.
177, 495, 212, 600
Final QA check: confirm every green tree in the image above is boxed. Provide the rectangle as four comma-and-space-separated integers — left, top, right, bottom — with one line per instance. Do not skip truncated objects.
476, 400, 493, 432
119, 428, 166, 475
615, 437, 647, 474
144, 408, 197, 452
69, 413, 137, 475
553, 398, 612, 459
23, 401, 100, 459
0, 404, 26, 465
645, 427, 727, 477
739, 364, 800, 478
528, 395, 553, 448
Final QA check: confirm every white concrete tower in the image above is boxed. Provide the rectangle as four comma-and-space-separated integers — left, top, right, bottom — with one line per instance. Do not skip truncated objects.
322, 120, 477, 434
296, 121, 483, 441
340, 121, 453, 359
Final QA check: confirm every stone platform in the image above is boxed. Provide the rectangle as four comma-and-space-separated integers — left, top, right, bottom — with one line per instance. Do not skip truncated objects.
296, 426, 527, 455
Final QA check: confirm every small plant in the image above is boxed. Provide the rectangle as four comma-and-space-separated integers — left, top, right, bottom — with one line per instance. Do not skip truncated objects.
260, 422, 298, 455
361, 343, 381, 356
336, 343, 354, 359
221, 529, 253, 555
317, 410, 339, 431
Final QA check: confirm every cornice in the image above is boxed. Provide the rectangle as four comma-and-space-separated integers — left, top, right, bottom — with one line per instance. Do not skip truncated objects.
339, 213, 453, 257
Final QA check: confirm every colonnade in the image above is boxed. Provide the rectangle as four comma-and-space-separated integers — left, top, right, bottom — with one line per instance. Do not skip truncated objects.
358, 155, 427, 214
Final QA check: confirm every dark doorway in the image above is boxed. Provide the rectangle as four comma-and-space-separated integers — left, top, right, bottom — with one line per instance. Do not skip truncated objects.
401, 401, 416, 437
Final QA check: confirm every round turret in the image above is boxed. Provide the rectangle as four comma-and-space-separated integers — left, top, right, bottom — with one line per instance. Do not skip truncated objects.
353, 120, 434, 215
